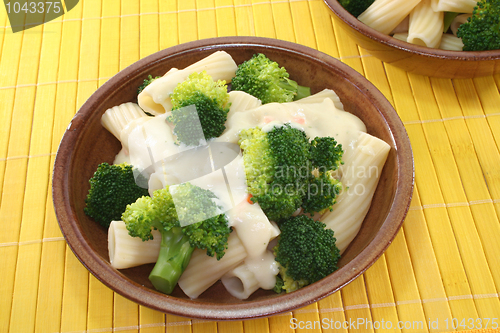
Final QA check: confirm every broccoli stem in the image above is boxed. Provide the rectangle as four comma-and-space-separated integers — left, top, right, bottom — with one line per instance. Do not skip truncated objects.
295, 85, 311, 100
278, 78, 298, 92
148, 227, 195, 294
276, 78, 311, 101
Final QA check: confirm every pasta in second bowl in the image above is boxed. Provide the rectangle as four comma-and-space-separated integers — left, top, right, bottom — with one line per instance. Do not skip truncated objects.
323, 0, 500, 78
52, 37, 414, 320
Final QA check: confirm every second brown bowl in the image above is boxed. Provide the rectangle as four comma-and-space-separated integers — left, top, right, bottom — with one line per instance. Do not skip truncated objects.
323, 0, 500, 78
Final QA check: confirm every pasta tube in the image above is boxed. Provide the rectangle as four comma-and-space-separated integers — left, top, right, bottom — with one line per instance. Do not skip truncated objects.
392, 32, 409, 42
138, 51, 238, 116
431, 0, 476, 14
178, 232, 248, 298
228, 201, 280, 290
450, 14, 471, 36
439, 34, 465, 51
227, 91, 262, 118
407, 0, 444, 48
358, 0, 422, 35
101, 102, 149, 141
321, 131, 391, 253
293, 88, 344, 110
108, 220, 161, 269
221, 263, 260, 300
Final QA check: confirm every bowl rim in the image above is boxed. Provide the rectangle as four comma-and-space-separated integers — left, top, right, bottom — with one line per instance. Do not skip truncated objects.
323, 0, 500, 61
52, 36, 414, 320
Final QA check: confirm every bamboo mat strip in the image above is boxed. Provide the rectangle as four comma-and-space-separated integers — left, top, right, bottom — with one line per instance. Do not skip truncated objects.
358, 56, 426, 333
401, 189, 454, 331
251, 0, 276, 38
197, 0, 218, 41
234, 0, 255, 36
215, 0, 237, 37
9, 26, 52, 330
140, 0, 159, 59
427, 78, 500, 317
442, 80, 500, 291
270, 0, 295, 43
159, 1, 178, 51
308, 0, 340, 59
406, 76, 479, 321
1, 0, 500, 332
331, 18, 363, 74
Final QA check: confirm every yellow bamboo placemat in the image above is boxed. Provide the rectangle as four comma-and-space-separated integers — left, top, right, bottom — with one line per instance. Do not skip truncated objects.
1, 0, 500, 332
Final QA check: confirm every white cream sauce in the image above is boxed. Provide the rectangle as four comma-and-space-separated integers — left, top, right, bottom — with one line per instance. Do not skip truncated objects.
216, 97, 366, 162
227, 201, 280, 290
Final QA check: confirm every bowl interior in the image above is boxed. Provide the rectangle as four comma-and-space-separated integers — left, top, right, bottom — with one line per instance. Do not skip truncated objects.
53, 37, 413, 319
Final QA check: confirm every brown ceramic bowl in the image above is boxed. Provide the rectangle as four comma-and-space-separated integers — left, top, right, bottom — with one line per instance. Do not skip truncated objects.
52, 36, 413, 320
323, 0, 500, 78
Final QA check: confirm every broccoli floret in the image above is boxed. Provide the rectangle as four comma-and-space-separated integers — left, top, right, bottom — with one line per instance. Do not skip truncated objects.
338, 0, 375, 18
302, 136, 343, 214
273, 215, 340, 293
456, 0, 500, 51
231, 53, 311, 104
168, 71, 230, 145
310, 137, 343, 172
301, 172, 342, 215
273, 275, 284, 294
239, 124, 311, 221
84, 162, 149, 228
122, 182, 231, 294
138, 74, 161, 95
238, 124, 343, 221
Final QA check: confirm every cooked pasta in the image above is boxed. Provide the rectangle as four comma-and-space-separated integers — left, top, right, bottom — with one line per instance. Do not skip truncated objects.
392, 32, 409, 42
119, 113, 178, 185
407, 0, 444, 48
221, 263, 260, 300
108, 220, 161, 269
431, 0, 476, 14
293, 88, 344, 110
227, 201, 280, 290
101, 102, 148, 141
439, 34, 465, 51
358, 0, 422, 35
227, 90, 262, 117
177, 232, 248, 298
138, 51, 238, 116
450, 14, 471, 36
321, 131, 391, 253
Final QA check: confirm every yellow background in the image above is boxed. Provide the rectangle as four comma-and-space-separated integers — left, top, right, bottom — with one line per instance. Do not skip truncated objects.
1, 0, 500, 332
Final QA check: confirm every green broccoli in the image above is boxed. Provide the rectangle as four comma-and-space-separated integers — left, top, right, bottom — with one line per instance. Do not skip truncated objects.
302, 136, 344, 214
168, 71, 230, 145
273, 215, 341, 293
338, 0, 375, 18
84, 162, 149, 228
273, 275, 285, 293
301, 172, 342, 215
231, 53, 311, 104
310, 137, 343, 172
443, 12, 459, 33
122, 182, 231, 294
138, 74, 161, 95
456, 0, 500, 51
239, 124, 311, 221
238, 124, 343, 221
